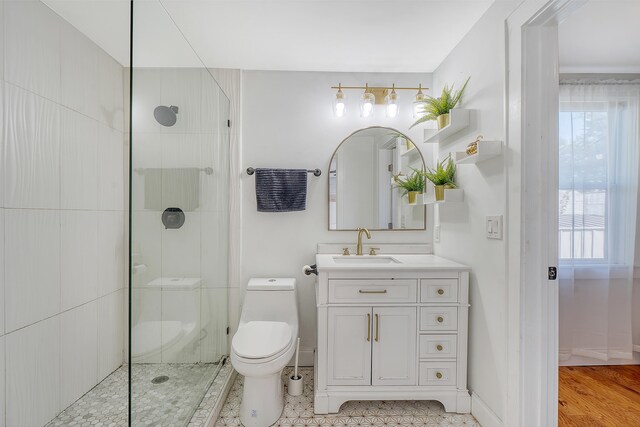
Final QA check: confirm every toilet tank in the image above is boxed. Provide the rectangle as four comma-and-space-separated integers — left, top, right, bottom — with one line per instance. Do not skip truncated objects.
240, 278, 298, 325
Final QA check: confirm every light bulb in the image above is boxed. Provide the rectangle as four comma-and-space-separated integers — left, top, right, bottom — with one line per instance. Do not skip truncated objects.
386, 85, 398, 118
333, 84, 346, 117
413, 84, 426, 118
360, 85, 375, 118
362, 101, 373, 117
387, 103, 398, 118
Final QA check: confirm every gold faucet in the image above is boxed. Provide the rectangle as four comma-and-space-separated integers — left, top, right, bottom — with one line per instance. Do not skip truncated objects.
356, 228, 371, 255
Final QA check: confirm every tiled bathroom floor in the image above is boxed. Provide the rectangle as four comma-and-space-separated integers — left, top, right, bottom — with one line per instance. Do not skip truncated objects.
215, 368, 480, 427
47, 362, 229, 427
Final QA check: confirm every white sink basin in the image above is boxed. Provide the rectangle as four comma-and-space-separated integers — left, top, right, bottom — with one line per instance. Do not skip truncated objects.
332, 256, 400, 264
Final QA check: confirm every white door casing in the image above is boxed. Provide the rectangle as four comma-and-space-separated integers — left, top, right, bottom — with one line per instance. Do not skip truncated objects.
505, 1, 587, 426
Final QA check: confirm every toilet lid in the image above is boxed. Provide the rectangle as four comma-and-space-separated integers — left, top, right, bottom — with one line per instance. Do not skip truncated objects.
232, 321, 292, 359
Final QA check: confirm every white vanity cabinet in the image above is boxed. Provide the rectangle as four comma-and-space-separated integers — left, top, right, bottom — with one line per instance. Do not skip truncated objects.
314, 253, 471, 415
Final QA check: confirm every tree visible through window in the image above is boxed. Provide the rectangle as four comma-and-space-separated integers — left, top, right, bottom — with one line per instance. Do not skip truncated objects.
558, 107, 608, 261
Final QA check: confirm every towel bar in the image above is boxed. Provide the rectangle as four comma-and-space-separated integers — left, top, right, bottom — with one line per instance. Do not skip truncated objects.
246, 167, 321, 177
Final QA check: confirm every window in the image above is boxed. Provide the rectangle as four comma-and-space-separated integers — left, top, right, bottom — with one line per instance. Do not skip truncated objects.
559, 81, 640, 265
558, 107, 608, 261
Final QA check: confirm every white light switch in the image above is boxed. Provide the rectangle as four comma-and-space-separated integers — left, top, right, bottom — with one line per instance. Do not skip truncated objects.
486, 215, 503, 240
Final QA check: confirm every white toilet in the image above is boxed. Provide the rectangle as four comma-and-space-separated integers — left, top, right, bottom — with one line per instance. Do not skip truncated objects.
231, 278, 299, 427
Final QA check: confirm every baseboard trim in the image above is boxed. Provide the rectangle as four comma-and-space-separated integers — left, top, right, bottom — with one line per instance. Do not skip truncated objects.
471, 392, 503, 427
205, 365, 237, 427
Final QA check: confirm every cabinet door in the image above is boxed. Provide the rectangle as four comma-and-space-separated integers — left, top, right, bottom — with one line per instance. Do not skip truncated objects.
327, 307, 372, 385
371, 306, 417, 386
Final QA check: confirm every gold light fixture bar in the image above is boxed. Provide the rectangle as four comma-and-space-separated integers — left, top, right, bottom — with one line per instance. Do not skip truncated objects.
331, 84, 429, 104
330, 85, 429, 91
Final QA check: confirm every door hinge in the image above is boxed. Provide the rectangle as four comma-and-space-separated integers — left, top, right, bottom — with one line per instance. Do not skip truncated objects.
227, 119, 231, 128
548, 266, 557, 280
226, 326, 230, 335
388, 164, 393, 172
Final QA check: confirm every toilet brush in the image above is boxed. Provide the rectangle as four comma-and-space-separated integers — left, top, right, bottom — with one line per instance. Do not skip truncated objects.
287, 338, 304, 396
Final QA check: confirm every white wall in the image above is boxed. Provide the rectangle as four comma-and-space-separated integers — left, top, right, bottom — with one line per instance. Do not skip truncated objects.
241, 70, 433, 363
430, 2, 521, 424
0, 1, 127, 425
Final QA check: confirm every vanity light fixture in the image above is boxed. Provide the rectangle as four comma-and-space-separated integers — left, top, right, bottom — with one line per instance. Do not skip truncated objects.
386, 84, 399, 118
413, 84, 426, 118
330, 84, 428, 119
333, 84, 346, 117
360, 84, 375, 118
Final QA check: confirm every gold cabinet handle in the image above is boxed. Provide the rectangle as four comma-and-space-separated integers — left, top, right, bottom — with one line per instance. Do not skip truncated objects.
437, 316, 444, 323
366, 313, 371, 342
436, 372, 443, 379
437, 288, 445, 295
374, 313, 379, 342
359, 289, 387, 294
436, 344, 444, 351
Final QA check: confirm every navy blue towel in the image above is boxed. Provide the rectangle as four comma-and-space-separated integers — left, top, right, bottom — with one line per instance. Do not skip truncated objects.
255, 168, 307, 212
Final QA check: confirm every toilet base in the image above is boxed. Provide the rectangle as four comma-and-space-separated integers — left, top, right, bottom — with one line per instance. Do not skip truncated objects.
239, 371, 284, 427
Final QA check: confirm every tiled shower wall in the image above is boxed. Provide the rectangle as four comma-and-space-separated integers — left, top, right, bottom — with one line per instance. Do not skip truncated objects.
0, 1, 127, 426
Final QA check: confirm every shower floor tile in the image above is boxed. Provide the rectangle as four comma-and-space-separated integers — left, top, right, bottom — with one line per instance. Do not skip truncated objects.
215, 368, 480, 427
47, 362, 223, 427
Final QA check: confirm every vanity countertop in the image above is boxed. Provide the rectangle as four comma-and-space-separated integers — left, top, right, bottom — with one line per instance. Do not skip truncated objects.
316, 253, 470, 271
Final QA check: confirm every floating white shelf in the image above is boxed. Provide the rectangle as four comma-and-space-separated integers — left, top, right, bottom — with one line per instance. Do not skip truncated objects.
400, 146, 419, 157
455, 140, 503, 164
423, 109, 470, 144
420, 188, 464, 205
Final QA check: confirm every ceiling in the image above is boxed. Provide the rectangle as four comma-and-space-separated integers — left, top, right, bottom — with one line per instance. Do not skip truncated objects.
44, 0, 495, 72
559, 1, 640, 73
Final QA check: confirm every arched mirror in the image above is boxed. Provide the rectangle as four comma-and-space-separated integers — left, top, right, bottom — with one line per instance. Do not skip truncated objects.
329, 127, 426, 230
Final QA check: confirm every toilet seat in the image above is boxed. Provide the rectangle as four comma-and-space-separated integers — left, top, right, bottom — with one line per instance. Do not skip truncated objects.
232, 321, 292, 360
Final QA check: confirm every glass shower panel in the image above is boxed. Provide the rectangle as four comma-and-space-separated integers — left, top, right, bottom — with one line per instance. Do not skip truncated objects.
130, 1, 230, 425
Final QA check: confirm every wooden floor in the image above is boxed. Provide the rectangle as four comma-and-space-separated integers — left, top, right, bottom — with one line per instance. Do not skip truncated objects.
559, 365, 640, 426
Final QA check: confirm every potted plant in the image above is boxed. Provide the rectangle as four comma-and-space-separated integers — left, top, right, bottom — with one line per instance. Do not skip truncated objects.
423, 155, 456, 201
388, 131, 414, 151
410, 77, 470, 130
395, 168, 426, 205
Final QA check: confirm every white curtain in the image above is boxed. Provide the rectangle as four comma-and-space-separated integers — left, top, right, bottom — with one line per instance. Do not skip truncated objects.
558, 79, 640, 365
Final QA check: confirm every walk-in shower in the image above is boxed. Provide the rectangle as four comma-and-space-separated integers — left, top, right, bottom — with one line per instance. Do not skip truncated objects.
0, 1, 231, 425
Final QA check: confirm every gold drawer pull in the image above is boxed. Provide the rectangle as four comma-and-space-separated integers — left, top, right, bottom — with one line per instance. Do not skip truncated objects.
435, 372, 443, 379
437, 316, 444, 323
374, 314, 379, 342
436, 344, 444, 351
437, 288, 445, 295
359, 289, 388, 294
366, 313, 371, 342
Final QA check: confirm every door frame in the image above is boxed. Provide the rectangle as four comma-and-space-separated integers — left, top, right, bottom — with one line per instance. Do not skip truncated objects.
505, 0, 587, 426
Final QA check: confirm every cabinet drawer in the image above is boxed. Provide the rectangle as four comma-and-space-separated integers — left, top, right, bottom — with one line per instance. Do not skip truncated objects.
419, 307, 458, 331
419, 334, 457, 359
419, 361, 457, 386
328, 280, 417, 304
420, 279, 458, 303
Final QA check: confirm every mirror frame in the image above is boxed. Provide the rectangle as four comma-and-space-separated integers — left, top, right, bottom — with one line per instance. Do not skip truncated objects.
327, 126, 427, 231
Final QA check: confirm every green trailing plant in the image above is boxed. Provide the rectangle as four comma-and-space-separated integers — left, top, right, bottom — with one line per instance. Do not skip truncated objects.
410, 77, 470, 129
395, 168, 426, 195
423, 155, 457, 187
